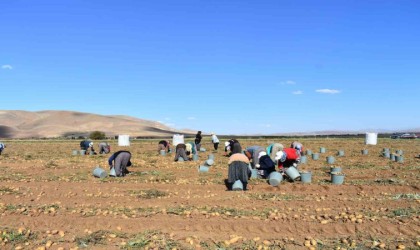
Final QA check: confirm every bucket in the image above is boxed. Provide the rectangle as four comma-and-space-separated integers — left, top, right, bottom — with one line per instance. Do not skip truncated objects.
285, 167, 301, 181
109, 167, 116, 177
208, 154, 214, 160
331, 173, 345, 185
72, 150, 78, 155
300, 171, 312, 183
89, 151, 95, 156
192, 154, 199, 161
178, 157, 185, 162
390, 154, 396, 161
160, 150, 166, 156
365, 132, 378, 145
93, 167, 107, 178
326, 156, 335, 164
205, 159, 214, 166
118, 135, 130, 146
320, 147, 326, 153
306, 150, 312, 156
300, 155, 307, 164
383, 148, 390, 153
198, 165, 209, 173
250, 169, 259, 179
382, 151, 390, 158
268, 172, 283, 186
199, 148, 206, 152
395, 155, 404, 163
232, 180, 243, 191
312, 153, 319, 160
330, 166, 342, 173
361, 149, 368, 155
80, 150, 86, 155
396, 150, 403, 155
337, 150, 345, 157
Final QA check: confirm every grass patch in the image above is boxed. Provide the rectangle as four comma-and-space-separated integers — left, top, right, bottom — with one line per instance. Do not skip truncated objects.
123, 230, 182, 249
0, 228, 37, 244
0, 187, 20, 195
390, 207, 419, 217
374, 178, 405, 185
393, 193, 420, 200
75, 230, 109, 248
132, 189, 168, 199
249, 193, 304, 201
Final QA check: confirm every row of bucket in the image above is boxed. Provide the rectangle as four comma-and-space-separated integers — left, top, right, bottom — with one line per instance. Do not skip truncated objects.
382, 148, 404, 162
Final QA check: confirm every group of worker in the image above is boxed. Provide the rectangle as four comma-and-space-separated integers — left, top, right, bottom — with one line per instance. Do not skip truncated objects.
225, 140, 304, 191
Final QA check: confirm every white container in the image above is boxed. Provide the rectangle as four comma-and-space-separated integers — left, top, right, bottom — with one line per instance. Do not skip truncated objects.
93, 167, 107, 178
109, 167, 116, 177
285, 167, 301, 181
365, 132, 377, 145
118, 135, 130, 146
172, 134, 184, 147
232, 180, 243, 191
269, 172, 283, 186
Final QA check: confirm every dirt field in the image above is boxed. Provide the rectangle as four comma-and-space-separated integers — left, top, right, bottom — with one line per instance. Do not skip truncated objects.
0, 138, 419, 250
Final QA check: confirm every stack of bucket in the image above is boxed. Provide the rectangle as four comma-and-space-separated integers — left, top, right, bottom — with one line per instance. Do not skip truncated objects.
330, 166, 345, 185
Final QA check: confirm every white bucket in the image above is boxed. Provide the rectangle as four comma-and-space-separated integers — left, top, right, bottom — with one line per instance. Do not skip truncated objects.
109, 167, 116, 177
205, 159, 214, 166
285, 167, 301, 181
198, 165, 209, 172
118, 135, 130, 146
232, 180, 243, 191
365, 132, 378, 145
192, 154, 199, 161
172, 134, 184, 147
160, 150, 166, 156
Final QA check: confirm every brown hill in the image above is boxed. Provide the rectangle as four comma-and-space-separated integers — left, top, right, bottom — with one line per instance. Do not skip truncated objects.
0, 110, 190, 138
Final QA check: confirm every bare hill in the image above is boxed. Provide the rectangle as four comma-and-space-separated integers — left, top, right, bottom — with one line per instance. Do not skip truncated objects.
0, 110, 190, 138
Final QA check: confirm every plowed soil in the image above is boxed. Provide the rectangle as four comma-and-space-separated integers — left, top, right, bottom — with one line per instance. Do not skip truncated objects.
0, 138, 419, 249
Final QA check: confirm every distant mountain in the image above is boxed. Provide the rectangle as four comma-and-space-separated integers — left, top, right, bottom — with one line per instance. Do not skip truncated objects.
0, 110, 192, 138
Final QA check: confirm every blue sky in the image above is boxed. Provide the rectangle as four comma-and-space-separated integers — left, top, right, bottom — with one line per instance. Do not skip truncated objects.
1, 0, 419, 135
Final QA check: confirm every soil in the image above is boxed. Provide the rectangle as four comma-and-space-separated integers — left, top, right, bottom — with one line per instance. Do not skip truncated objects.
0, 138, 419, 249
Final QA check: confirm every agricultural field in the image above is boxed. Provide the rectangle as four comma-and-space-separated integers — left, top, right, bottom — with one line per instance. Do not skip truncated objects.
0, 138, 419, 250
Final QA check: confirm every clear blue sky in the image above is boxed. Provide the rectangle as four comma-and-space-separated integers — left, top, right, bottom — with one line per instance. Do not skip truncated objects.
1, 0, 419, 135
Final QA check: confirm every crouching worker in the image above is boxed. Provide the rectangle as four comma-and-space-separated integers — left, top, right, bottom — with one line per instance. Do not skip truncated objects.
158, 140, 171, 153
0, 142, 5, 155
108, 150, 132, 177
225, 153, 251, 191
80, 140, 96, 155
98, 142, 111, 154
224, 139, 242, 156
244, 145, 265, 169
266, 143, 284, 162
255, 151, 276, 178
174, 143, 190, 161
275, 147, 301, 172
290, 141, 304, 155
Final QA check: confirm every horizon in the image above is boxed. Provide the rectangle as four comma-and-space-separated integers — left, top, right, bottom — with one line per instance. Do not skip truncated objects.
1, 1, 419, 134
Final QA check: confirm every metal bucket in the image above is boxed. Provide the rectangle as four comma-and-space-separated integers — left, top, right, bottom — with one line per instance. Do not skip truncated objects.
300, 171, 312, 183
390, 154, 396, 161
192, 154, 199, 161
312, 153, 319, 160
362, 149, 368, 155
383, 148, 390, 153
198, 165, 209, 173
337, 150, 345, 157
79, 150, 86, 155
285, 167, 301, 181
300, 155, 307, 164
396, 150, 403, 155
306, 150, 312, 156
93, 167, 107, 178
268, 172, 283, 186
205, 159, 214, 166
160, 150, 166, 156
326, 156, 335, 164
331, 173, 345, 185
72, 150, 79, 156
395, 155, 404, 163
232, 180, 243, 191
330, 166, 342, 173
383, 151, 390, 158
250, 169, 259, 179
320, 147, 326, 153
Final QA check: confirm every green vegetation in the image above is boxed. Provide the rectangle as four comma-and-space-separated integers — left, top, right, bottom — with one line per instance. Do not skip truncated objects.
89, 131, 106, 140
